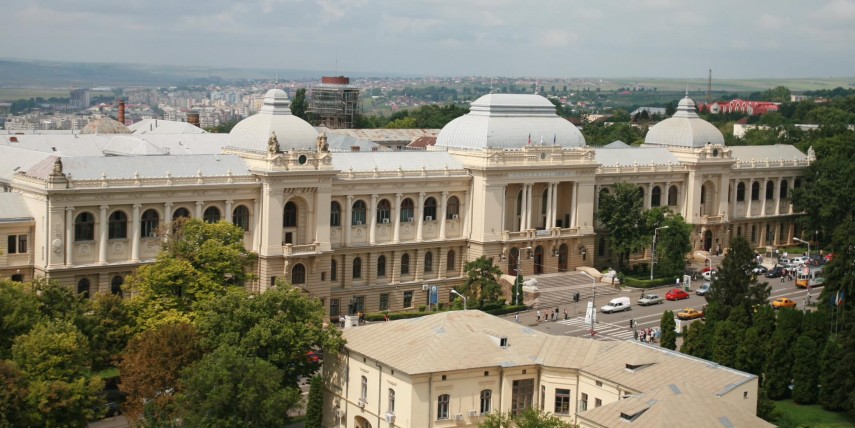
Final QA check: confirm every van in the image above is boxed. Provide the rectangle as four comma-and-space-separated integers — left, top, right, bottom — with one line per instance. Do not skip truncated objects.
600, 296, 631, 314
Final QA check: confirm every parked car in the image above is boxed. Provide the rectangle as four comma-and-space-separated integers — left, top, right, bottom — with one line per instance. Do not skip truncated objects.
791, 256, 809, 266
752, 265, 768, 275
701, 270, 717, 281
765, 266, 785, 278
772, 297, 797, 309
696, 282, 712, 296
677, 308, 705, 320
666, 288, 690, 301
638, 294, 664, 306
601, 297, 632, 314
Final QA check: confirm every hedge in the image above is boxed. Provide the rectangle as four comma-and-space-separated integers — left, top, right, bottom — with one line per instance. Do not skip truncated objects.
362, 304, 529, 322
621, 277, 675, 288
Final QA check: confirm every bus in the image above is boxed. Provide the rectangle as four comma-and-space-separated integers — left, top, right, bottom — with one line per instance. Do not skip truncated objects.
796, 266, 823, 288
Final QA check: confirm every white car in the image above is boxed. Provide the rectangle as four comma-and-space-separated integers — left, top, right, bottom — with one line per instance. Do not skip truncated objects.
790, 256, 809, 266
702, 270, 717, 281
638, 294, 664, 306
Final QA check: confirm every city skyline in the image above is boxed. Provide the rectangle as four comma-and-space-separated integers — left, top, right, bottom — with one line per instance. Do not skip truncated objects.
2, 0, 855, 79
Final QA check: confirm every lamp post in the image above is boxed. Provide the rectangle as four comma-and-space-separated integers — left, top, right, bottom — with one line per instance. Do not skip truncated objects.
794, 237, 810, 260
580, 271, 597, 338
650, 226, 670, 281
451, 288, 467, 311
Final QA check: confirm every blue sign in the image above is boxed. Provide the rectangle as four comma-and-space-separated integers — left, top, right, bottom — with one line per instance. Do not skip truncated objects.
430, 285, 439, 305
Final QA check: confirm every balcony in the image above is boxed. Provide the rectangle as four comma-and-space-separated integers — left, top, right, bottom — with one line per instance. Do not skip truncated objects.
699, 215, 724, 225
283, 243, 319, 257
502, 227, 581, 242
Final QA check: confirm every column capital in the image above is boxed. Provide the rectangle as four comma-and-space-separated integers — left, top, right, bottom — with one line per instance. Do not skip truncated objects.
371, 194, 378, 200
346, 195, 353, 201
226, 199, 234, 205
65, 207, 74, 212
442, 190, 448, 197
100, 205, 109, 211
196, 200, 204, 206
133, 203, 142, 209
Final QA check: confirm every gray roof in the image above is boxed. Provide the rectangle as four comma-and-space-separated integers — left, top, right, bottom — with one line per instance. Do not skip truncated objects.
322, 132, 379, 152
0, 192, 33, 222
645, 96, 724, 148
594, 147, 681, 167
0, 133, 226, 157
331, 151, 464, 172
0, 145, 54, 183
226, 89, 318, 153
129, 119, 208, 135
23, 154, 250, 180
436, 94, 586, 150
728, 144, 808, 162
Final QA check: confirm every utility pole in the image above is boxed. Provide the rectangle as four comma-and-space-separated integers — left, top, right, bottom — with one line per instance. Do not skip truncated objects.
651, 226, 669, 280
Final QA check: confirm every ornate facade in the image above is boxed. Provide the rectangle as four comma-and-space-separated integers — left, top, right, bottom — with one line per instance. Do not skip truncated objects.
0, 91, 811, 316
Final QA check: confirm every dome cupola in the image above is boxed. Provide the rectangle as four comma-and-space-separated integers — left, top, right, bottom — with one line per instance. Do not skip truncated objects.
227, 89, 318, 153
644, 95, 724, 148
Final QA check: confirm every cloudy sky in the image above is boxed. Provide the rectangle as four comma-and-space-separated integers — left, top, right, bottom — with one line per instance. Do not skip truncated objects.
2, 0, 854, 78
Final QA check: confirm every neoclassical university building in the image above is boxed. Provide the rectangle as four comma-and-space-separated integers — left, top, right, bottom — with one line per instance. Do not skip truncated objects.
0, 90, 811, 315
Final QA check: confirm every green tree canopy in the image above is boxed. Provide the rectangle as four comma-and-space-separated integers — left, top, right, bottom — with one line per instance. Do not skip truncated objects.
290, 88, 307, 120
11, 319, 89, 383
597, 182, 645, 270
0, 280, 42, 359
459, 256, 504, 308
659, 310, 677, 350
304, 375, 324, 428
479, 407, 576, 428
704, 236, 770, 322
650, 209, 693, 279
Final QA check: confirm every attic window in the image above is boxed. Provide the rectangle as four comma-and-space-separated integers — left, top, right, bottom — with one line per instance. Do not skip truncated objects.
625, 363, 653, 373
500, 337, 509, 348
620, 408, 649, 422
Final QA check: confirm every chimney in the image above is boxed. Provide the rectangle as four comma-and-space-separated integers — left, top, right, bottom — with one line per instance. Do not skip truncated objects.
350, 146, 360, 152
118, 100, 125, 125
188, 112, 200, 128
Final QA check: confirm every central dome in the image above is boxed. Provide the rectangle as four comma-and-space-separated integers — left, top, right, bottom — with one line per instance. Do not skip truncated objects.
436, 94, 585, 150
644, 96, 724, 148
227, 89, 318, 153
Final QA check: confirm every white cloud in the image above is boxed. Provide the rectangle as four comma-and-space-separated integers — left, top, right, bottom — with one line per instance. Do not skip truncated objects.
758, 14, 789, 31
537, 29, 578, 49
813, 0, 855, 21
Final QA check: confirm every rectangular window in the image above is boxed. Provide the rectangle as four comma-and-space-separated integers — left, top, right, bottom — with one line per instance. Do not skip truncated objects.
330, 298, 340, 316
17, 235, 26, 254
595, 398, 602, 408
380, 293, 389, 311
579, 393, 588, 412
270, 276, 277, 287
437, 394, 450, 420
7, 235, 16, 254
355, 296, 365, 313
555, 389, 571, 414
511, 379, 534, 416
403, 291, 413, 308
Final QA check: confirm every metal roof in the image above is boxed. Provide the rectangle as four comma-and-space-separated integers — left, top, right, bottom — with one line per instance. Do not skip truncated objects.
227, 89, 318, 153
728, 144, 808, 162
594, 147, 681, 167
23, 154, 250, 180
645, 96, 724, 148
0, 192, 33, 222
331, 151, 464, 172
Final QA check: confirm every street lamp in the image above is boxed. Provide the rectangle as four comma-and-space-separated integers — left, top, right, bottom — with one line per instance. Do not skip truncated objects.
650, 226, 670, 280
450, 288, 467, 311
579, 271, 597, 338
793, 237, 810, 260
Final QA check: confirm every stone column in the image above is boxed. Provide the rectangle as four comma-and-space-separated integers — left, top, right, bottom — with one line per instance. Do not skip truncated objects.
519, 184, 527, 231
438, 246, 446, 279
760, 179, 768, 217
99, 205, 109, 265
65, 207, 74, 267
344, 195, 353, 247
774, 177, 782, 215
369, 194, 378, 245
571, 182, 579, 228
439, 191, 448, 240
788, 176, 794, 214
225, 200, 233, 223
545, 183, 553, 228
131, 204, 141, 262
645, 183, 652, 209
746, 179, 754, 218
551, 182, 559, 228
164, 202, 173, 237
665, 181, 671, 206
393, 193, 402, 243
729, 180, 737, 219
525, 183, 534, 230
416, 192, 425, 242
195, 201, 203, 219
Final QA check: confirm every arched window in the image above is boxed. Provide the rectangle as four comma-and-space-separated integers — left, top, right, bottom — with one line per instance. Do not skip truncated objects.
480, 389, 492, 415
377, 199, 391, 224
447, 250, 455, 271
292, 264, 306, 284
331, 259, 338, 281
232, 206, 250, 231
766, 181, 774, 200
780, 180, 789, 199
751, 181, 760, 201
330, 201, 341, 226
77, 278, 90, 298
74, 212, 95, 241
360, 376, 368, 401
446, 196, 460, 219
141, 209, 159, 237
651, 186, 661, 207
352, 200, 366, 225
668, 185, 678, 206
283, 201, 297, 227
377, 255, 386, 277
111, 276, 123, 297
736, 182, 745, 201
424, 251, 433, 273
388, 388, 396, 413
173, 207, 190, 220
794, 178, 802, 188
437, 394, 450, 420
700, 186, 706, 204
203, 207, 221, 223
352, 257, 362, 279
424, 197, 437, 220
108, 211, 128, 239
400, 198, 414, 222
401, 253, 410, 275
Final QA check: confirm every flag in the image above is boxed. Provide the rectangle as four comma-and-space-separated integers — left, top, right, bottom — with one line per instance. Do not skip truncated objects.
527, 133, 531, 145
553, 134, 556, 145
540, 135, 544, 145
838, 290, 845, 306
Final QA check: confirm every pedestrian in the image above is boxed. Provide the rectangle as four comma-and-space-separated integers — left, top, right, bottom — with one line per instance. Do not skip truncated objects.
536, 310, 541, 322
781, 273, 785, 283
514, 312, 520, 323
634, 330, 639, 340
563, 308, 568, 320
629, 319, 634, 329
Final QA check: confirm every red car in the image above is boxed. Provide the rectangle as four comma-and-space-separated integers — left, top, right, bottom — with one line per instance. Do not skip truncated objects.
666, 288, 690, 301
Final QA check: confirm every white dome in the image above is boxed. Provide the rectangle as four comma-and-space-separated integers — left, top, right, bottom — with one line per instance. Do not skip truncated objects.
436, 94, 585, 150
644, 96, 724, 148
227, 89, 318, 153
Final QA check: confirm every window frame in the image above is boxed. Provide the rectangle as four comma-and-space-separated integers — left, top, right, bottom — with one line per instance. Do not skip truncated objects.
330, 201, 341, 226
377, 255, 387, 277
424, 251, 433, 273
292, 263, 306, 284
377, 199, 391, 224
424, 197, 437, 220
446, 196, 460, 219
437, 394, 450, 420
352, 200, 366, 225
141, 209, 160, 237
480, 389, 492, 415
403, 291, 413, 308
401, 253, 410, 275
203, 206, 221, 224
283, 201, 298, 227
108, 210, 128, 239
446, 250, 455, 271
554, 388, 571, 414
400, 198, 414, 222
74, 212, 95, 241
352, 257, 362, 279
232, 205, 250, 231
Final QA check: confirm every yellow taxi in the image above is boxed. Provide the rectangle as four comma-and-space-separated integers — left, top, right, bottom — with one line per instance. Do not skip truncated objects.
772, 297, 797, 309
677, 308, 704, 320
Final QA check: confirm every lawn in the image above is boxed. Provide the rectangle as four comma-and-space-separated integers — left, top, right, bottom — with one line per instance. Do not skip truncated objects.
774, 399, 855, 428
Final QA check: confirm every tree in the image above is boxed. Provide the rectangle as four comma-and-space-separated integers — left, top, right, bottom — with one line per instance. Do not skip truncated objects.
0, 280, 42, 359
11, 319, 90, 383
704, 236, 770, 323
25, 377, 103, 427
711, 320, 742, 368
179, 346, 296, 428
659, 310, 677, 350
597, 182, 645, 270
459, 256, 504, 307
85, 293, 136, 370
118, 322, 203, 422
764, 309, 803, 399
761, 86, 792, 103
680, 320, 711, 360
818, 338, 848, 410
193, 284, 343, 390
479, 407, 576, 428
0, 360, 32, 427
290, 88, 308, 120
652, 211, 693, 279
304, 375, 324, 428
791, 335, 819, 404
